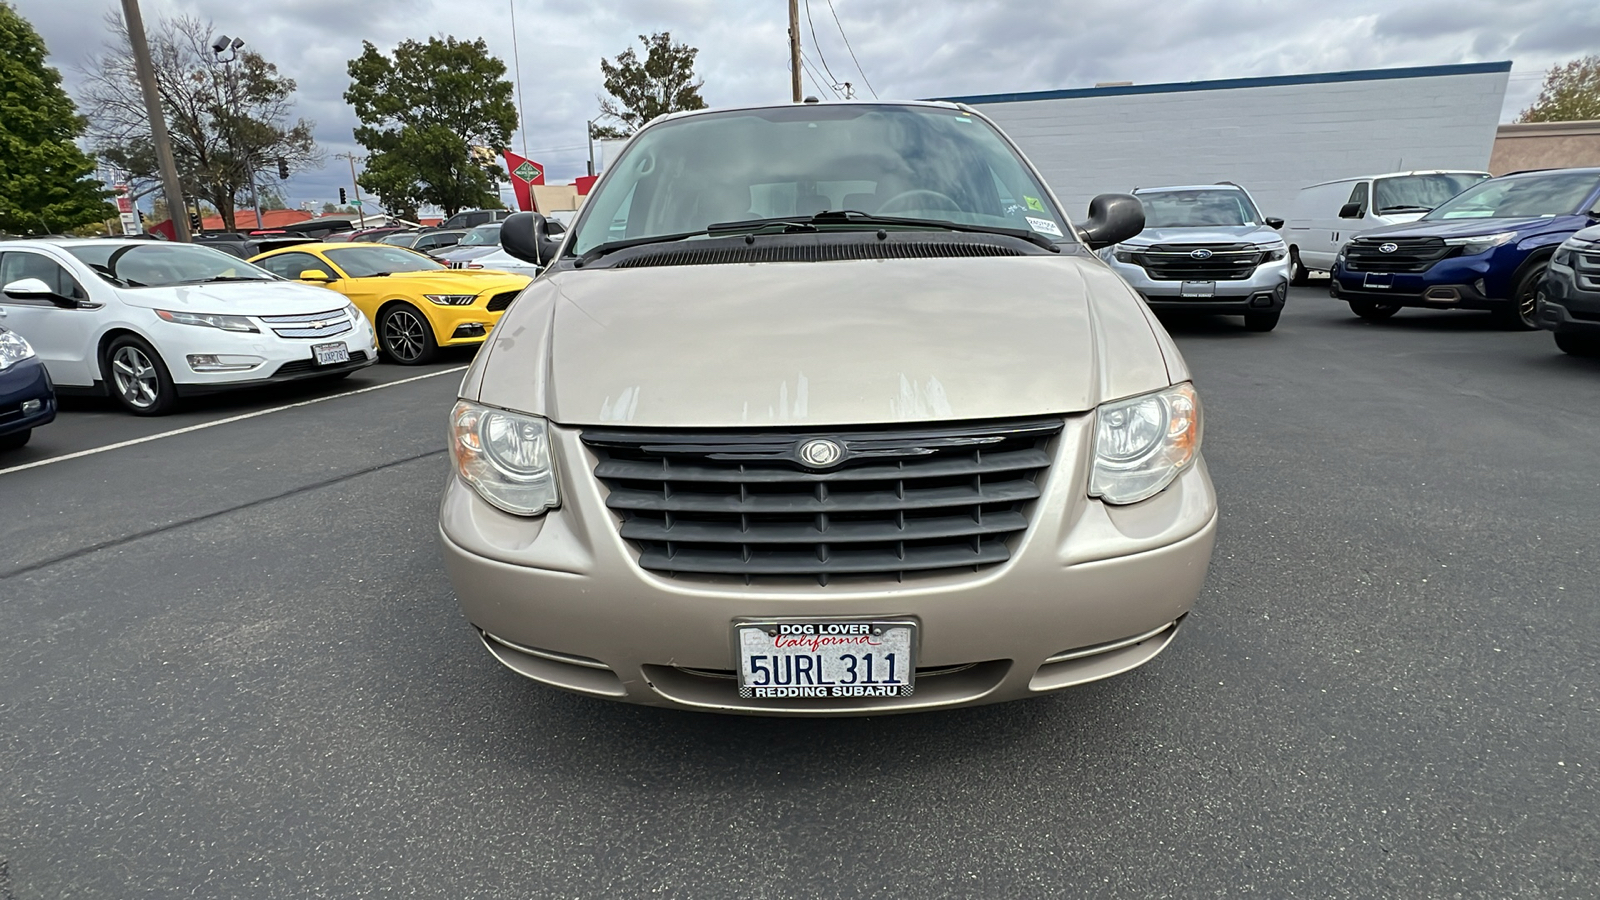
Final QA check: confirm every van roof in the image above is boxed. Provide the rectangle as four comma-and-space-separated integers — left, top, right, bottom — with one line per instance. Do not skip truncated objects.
1301, 170, 1488, 190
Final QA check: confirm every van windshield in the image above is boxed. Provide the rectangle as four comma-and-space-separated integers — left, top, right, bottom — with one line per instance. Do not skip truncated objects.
1373, 173, 1488, 213
569, 104, 1068, 256
1138, 190, 1261, 228
1425, 172, 1600, 220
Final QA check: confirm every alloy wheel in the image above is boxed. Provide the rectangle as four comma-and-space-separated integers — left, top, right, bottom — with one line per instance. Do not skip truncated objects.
383, 309, 427, 362
111, 345, 160, 409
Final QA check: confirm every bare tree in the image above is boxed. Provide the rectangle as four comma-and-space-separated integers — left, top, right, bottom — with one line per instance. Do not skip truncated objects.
78, 12, 319, 230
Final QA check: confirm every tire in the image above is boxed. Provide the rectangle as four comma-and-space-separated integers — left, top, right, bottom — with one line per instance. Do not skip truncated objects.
377, 303, 438, 365
0, 429, 30, 451
1554, 333, 1600, 357
1497, 262, 1546, 331
1244, 310, 1281, 332
104, 334, 178, 415
1288, 248, 1309, 286
1349, 299, 1400, 321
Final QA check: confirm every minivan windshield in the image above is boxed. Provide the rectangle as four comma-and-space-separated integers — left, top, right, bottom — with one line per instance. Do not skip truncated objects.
1424, 172, 1600, 220
569, 104, 1069, 256
65, 242, 276, 287
1373, 173, 1488, 213
1138, 189, 1261, 228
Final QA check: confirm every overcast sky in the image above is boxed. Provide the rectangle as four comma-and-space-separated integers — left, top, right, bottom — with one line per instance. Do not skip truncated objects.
19, 0, 1600, 211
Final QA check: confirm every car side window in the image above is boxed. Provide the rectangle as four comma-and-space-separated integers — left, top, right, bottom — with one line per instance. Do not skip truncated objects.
259, 252, 326, 280
0, 251, 88, 301
1347, 182, 1369, 217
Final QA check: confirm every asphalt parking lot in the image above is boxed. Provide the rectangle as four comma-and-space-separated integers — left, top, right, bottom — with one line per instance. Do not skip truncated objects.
2, 286, 1597, 898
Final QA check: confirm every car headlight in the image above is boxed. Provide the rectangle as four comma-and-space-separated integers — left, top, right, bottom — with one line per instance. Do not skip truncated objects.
449, 400, 560, 516
1443, 231, 1516, 256
1112, 248, 1141, 264
155, 309, 259, 332
1336, 242, 1350, 263
0, 329, 36, 371
1090, 383, 1202, 505
1258, 242, 1287, 262
425, 294, 477, 306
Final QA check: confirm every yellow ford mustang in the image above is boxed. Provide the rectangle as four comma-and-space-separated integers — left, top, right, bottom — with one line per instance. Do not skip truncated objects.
249, 243, 531, 364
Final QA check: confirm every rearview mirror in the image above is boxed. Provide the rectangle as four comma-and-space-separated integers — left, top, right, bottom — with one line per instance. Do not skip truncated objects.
298, 269, 334, 282
1075, 194, 1144, 250
1338, 203, 1363, 219
1265, 216, 1285, 229
501, 212, 562, 268
2, 277, 56, 300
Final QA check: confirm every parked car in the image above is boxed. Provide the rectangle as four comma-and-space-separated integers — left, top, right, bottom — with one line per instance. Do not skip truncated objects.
415, 229, 468, 256
346, 225, 409, 243
1287, 171, 1489, 283
1329, 168, 1600, 327
455, 222, 564, 278
1101, 183, 1288, 331
441, 208, 512, 229
0, 239, 377, 415
439, 100, 1215, 715
433, 223, 503, 266
1537, 224, 1600, 356
0, 323, 56, 450
249, 242, 530, 364
378, 230, 426, 248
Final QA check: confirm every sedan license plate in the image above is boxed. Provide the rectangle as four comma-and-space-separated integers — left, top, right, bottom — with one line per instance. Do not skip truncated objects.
312, 341, 349, 366
737, 620, 915, 699
1363, 273, 1394, 289
1180, 281, 1216, 298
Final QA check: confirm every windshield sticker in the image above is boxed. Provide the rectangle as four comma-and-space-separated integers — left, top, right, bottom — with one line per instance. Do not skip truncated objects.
1026, 216, 1063, 238
1024, 196, 1046, 212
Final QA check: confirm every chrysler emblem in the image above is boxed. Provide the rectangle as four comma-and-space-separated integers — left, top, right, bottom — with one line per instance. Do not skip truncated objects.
798, 438, 843, 468
1379, 242, 1398, 253
1189, 248, 1213, 260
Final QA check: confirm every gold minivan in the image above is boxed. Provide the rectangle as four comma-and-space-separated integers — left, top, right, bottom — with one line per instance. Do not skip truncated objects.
439, 100, 1216, 714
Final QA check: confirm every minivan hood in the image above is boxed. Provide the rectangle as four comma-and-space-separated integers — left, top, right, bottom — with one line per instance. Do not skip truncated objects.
115, 280, 349, 315
1358, 216, 1582, 240
1122, 225, 1279, 247
472, 255, 1173, 428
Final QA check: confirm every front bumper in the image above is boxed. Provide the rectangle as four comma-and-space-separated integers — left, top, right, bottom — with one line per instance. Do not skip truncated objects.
1109, 258, 1289, 313
427, 305, 508, 348
166, 315, 380, 396
0, 358, 57, 437
440, 417, 1218, 715
1537, 259, 1600, 335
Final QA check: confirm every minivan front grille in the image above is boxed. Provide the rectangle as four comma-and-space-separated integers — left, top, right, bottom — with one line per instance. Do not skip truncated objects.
1343, 237, 1452, 273
582, 418, 1062, 585
1135, 244, 1262, 280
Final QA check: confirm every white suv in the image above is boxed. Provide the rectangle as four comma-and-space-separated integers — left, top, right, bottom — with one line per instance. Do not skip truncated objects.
0, 239, 377, 415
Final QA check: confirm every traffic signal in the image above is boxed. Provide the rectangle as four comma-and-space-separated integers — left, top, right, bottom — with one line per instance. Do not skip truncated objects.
189, 212, 202, 231
339, 187, 347, 204
277, 157, 289, 179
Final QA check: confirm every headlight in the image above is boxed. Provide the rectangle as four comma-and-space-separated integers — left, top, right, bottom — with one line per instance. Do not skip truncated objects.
1336, 242, 1350, 262
345, 303, 365, 321
0, 329, 36, 371
449, 400, 560, 516
426, 294, 477, 306
1112, 248, 1141, 264
154, 309, 259, 332
1258, 242, 1287, 262
1443, 231, 1516, 256
1090, 383, 1202, 505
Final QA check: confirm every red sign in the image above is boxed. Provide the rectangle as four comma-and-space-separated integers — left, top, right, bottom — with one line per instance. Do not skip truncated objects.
502, 150, 544, 212
575, 175, 598, 196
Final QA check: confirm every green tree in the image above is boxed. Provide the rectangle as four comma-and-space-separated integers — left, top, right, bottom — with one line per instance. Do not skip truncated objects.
79, 13, 319, 231
0, 2, 111, 234
1518, 56, 1600, 123
590, 32, 708, 140
345, 37, 516, 218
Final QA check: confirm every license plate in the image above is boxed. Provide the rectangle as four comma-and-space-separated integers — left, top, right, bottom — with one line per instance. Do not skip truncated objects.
1180, 281, 1216, 297
736, 620, 915, 699
1363, 273, 1394, 289
312, 341, 349, 365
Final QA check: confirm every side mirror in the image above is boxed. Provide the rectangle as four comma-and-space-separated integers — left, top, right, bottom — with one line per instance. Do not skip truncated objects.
1338, 203, 1363, 219
1075, 193, 1144, 250
2, 277, 57, 300
501, 212, 562, 267
1265, 216, 1285, 229
298, 269, 334, 282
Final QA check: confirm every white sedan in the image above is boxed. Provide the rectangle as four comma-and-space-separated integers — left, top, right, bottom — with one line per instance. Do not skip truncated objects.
0, 239, 378, 415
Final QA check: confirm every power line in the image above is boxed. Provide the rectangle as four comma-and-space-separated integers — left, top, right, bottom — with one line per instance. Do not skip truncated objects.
803, 0, 841, 86
826, 0, 877, 98
798, 51, 838, 99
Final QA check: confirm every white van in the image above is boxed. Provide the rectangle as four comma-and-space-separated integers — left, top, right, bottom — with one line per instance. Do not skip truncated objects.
1285, 170, 1488, 282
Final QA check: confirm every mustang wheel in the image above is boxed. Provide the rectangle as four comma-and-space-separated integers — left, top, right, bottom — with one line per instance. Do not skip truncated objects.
378, 303, 438, 365
1349, 300, 1400, 321
104, 335, 177, 415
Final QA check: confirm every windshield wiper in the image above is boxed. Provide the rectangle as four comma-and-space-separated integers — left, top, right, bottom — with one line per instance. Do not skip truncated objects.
576, 229, 707, 266
807, 210, 1061, 252
1377, 205, 1433, 213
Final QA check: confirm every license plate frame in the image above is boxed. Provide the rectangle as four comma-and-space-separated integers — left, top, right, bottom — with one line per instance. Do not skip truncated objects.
1180, 280, 1216, 298
312, 341, 350, 366
734, 618, 917, 699
1363, 272, 1394, 289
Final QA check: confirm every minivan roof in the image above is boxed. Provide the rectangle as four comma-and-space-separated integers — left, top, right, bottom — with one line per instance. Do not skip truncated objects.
1301, 170, 1488, 190
1132, 184, 1249, 194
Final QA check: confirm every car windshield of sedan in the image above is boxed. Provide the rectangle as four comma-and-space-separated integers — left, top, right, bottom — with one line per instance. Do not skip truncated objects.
1372, 173, 1487, 213
65, 243, 277, 288
457, 224, 502, 247
1138, 190, 1261, 228
324, 246, 445, 277
1425, 172, 1600, 220
568, 104, 1069, 256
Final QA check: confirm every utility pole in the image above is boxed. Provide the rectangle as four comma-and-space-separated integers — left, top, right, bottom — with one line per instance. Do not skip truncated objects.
586, 119, 595, 177
121, 0, 190, 241
338, 152, 365, 226
788, 0, 802, 102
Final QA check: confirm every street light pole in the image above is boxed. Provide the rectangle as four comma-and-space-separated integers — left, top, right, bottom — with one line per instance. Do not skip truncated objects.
788, 0, 802, 103
120, 0, 189, 241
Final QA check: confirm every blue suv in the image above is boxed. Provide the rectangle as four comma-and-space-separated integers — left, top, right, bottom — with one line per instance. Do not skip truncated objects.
1330, 168, 1600, 328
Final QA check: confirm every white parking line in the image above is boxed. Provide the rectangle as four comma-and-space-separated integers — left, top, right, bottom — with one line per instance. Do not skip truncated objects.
0, 366, 467, 478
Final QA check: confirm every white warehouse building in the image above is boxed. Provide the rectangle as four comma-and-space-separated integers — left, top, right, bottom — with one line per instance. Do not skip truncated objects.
935, 62, 1511, 220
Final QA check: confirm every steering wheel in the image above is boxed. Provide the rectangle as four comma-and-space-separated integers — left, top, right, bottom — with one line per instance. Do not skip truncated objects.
876, 189, 962, 215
